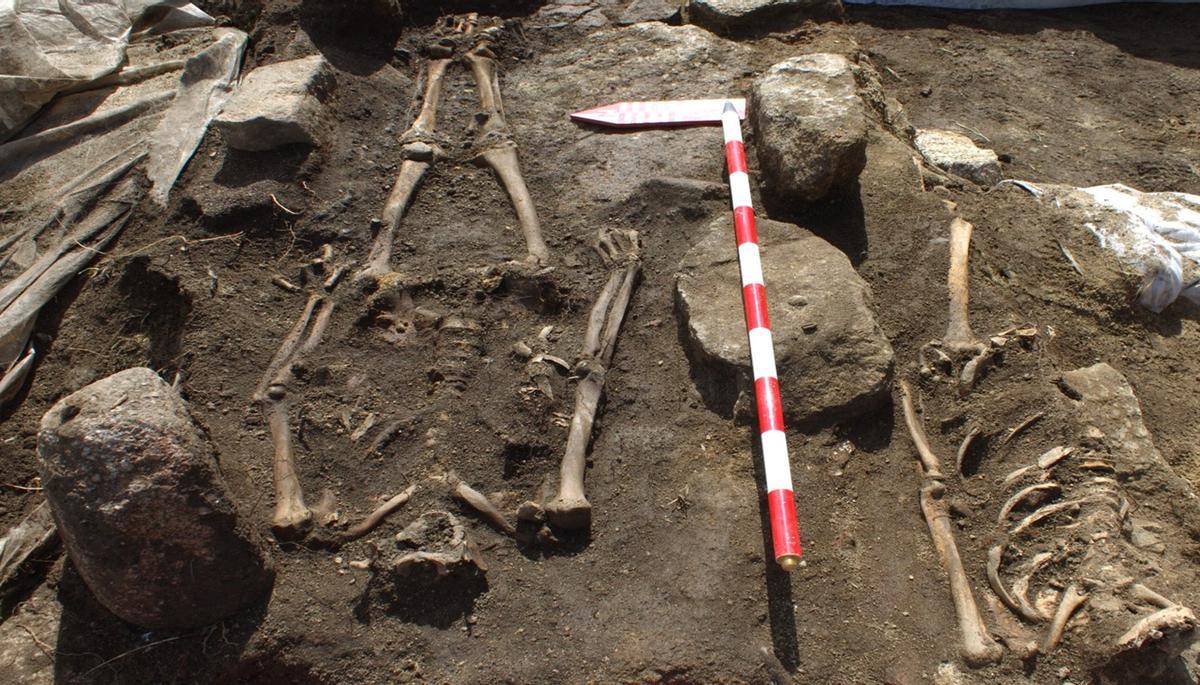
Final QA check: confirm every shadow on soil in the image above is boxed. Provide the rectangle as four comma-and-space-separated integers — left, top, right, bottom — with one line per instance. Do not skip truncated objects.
846, 5, 1200, 70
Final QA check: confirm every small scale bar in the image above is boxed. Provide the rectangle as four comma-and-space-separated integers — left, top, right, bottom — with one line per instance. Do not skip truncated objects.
570, 98, 747, 128
721, 101, 803, 571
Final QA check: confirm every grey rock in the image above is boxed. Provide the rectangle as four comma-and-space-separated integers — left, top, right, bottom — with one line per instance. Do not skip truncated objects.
618, 0, 682, 24
676, 215, 894, 425
37, 368, 273, 630
214, 55, 335, 151
914, 129, 1001, 185
0, 584, 58, 684
576, 8, 611, 28
685, 0, 841, 32
751, 54, 868, 204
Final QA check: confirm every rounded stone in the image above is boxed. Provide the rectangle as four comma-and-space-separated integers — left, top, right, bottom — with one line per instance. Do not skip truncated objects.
37, 368, 273, 630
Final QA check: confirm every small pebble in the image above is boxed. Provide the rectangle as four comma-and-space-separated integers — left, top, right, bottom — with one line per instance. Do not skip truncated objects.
788, 295, 807, 307
801, 323, 818, 334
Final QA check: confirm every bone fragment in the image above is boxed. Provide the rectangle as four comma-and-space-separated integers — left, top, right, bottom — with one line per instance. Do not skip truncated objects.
1042, 584, 1088, 653
1036, 445, 1074, 469
998, 482, 1062, 523
1000, 411, 1045, 446
1009, 494, 1115, 537
546, 230, 640, 529
1012, 551, 1055, 622
955, 426, 981, 475
467, 38, 550, 265
1130, 584, 1175, 610
1113, 605, 1197, 652
448, 473, 515, 535
1001, 464, 1038, 488
921, 483, 1004, 666
987, 545, 1043, 623
338, 485, 417, 544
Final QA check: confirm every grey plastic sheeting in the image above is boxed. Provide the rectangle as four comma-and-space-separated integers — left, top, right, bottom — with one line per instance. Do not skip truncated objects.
0, 0, 213, 142
845, 0, 1198, 7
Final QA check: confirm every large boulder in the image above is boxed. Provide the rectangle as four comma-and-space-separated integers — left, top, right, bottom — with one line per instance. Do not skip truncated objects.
37, 368, 273, 630
214, 55, 335, 151
751, 54, 868, 205
676, 215, 894, 425
685, 0, 842, 33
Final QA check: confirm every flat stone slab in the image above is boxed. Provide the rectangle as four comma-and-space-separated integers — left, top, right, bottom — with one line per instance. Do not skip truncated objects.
914, 128, 1002, 185
215, 54, 335, 151
676, 215, 894, 425
685, 0, 841, 32
751, 54, 868, 204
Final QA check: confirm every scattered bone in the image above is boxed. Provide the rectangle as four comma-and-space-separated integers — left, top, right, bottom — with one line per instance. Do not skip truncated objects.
1112, 605, 1197, 653
446, 472, 515, 535
899, 380, 1003, 667
987, 545, 1042, 623
1036, 445, 1074, 469
1130, 584, 1175, 610
311, 489, 339, 527
1000, 411, 1045, 446
391, 510, 486, 577
434, 314, 482, 396
545, 229, 641, 530
467, 28, 550, 266
1009, 494, 1118, 538
998, 482, 1062, 523
350, 412, 378, 442
1042, 584, 1088, 653
921, 216, 997, 390
1012, 551, 1056, 622
1001, 464, 1039, 488
271, 275, 301, 292
337, 485, 417, 545
955, 426, 981, 475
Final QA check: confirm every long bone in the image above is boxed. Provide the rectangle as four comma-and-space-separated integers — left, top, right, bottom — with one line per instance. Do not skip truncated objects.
923, 217, 996, 389
255, 292, 335, 538
545, 229, 641, 530
465, 32, 551, 266
899, 380, 1003, 667
359, 57, 451, 284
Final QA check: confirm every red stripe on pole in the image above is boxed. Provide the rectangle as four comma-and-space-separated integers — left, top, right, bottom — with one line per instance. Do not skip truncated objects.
742, 284, 770, 330
767, 489, 802, 560
725, 141, 748, 174
733, 207, 756, 245
754, 377, 785, 433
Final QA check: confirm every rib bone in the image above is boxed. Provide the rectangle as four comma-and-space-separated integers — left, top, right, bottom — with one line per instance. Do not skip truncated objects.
1043, 584, 1089, 653
545, 229, 640, 529
987, 545, 1043, 623
466, 36, 550, 265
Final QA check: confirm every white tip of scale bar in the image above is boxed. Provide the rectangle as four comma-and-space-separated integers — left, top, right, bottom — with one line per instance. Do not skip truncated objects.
570, 98, 746, 127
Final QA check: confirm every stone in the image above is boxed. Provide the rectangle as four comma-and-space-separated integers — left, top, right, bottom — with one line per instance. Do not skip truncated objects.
617, 0, 682, 25
685, 0, 841, 32
676, 215, 894, 425
214, 55, 335, 151
914, 129, 1002, 185
751, 54, 868, 204
37, 368, 273, 630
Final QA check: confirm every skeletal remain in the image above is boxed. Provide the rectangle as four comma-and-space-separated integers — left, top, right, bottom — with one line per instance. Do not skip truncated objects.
1011, 551, 1056, 622
998, 482, 1062, 523
899, 380, 1003, 666
443, 471, 515, 535
545, 229, 641, 530
955, 426, 981, 475
987, 545, 1042, 623
1036, 445, 1074, 469
1000, 411, 1045, 446
336, 485, 417, 545
1043, 584, 1088, 653
433, 314, 482, 396
391, 510, 486, 577
359, 48, 451, 283
466, 29, 550, 266
254, 292, 334, 538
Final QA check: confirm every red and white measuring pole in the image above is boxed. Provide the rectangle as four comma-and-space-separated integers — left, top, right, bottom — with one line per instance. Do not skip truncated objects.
721, 101, 803, 572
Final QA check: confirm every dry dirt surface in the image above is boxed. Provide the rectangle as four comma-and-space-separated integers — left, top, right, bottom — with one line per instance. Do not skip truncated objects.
1, 1, 1200, 684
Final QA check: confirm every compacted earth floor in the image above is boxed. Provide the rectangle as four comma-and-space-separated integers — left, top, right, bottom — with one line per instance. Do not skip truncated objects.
0, 1, 1199, 683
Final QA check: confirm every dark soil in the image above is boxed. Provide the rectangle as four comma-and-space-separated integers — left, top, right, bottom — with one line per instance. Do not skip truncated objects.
1, 1, 1199, 683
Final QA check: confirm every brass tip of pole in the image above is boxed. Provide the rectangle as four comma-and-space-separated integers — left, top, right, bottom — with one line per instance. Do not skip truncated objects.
776, 554, 801, 572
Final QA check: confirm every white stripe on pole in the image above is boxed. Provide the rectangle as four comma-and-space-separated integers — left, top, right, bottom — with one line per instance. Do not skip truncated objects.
722, 108, 742, 140
729, 171, 752, 209
748, 328, 777, 380
761, 430, 793, 491
737, 242, 764, 286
